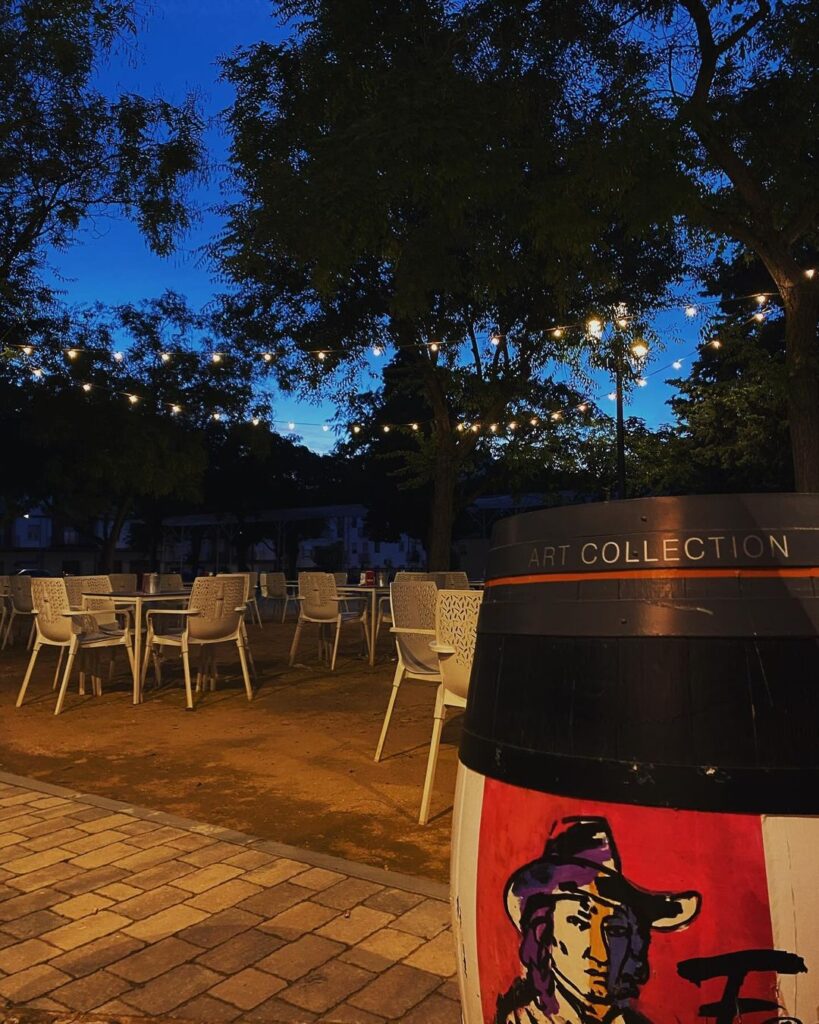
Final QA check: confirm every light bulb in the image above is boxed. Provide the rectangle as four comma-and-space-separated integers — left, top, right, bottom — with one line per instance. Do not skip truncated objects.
551, 411, 563, 421
753, 311, 765, 322
288, 421, 295, 431
160, 352, 171, 363
171, 405, 181, 414
490, 333, 501, 346
490, 423, 498, 432
710, 339, 722, 349
616, 318, 628, 329
383, 425, 390, 433
577, 403, 589, 413
128, 394, 139, 404
322, 424, 329, 432
22, 345, 33, 356
263, 352, 273, 363
212, 412, 221, 421
82, 383, 92, 392
530, 417, 539, 426
509, 421, 517, 431
608, 392, 617, 401
67, 348, 78, 360
552, 328, 564, 339
430, 342, 439, 352
471, 424, 480, 433
672, 360, 683, 370
637, 377, 648, 387
631, 340, 649, 358
756, 294, 767, 305
211, 352, 222, 364
685, 305, 698, 318
806, 268, 816, 279
587, 318, 603, 337
32, 368, 43, 379
317, 351, 326, 361
372, 345, 383, 357
251, 417, 260, 426
352, 425, 361, 434
113, 351, 124, 362
411, 423, 419, 431
457, 423, 465, 432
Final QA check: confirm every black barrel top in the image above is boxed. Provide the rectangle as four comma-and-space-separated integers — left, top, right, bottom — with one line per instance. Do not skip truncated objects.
461, 494, 819, 814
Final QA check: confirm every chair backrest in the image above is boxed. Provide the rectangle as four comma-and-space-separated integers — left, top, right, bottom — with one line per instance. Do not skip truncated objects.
298, 572, 338, 620
389, 580, 439, 675
394, 571, 432, 583
434, 589, 483, 701
10, 575, 33, 612
0, 575, 9, 597
218, 572, 252, 602
262, 572, 287, 599
333, 572, 347, 586
443, 571, 470, 590
108, 573, 137, 594
159, 573, 183, 592
31, 578, 73, 643
65, 575, 111, 609
188, 576, 246, 641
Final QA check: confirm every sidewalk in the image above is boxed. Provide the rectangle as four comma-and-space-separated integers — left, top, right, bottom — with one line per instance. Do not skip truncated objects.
0, 773, 459, 1024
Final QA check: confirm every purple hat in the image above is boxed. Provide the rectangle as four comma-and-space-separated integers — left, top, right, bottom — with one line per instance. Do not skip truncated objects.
505, 816, 700, 932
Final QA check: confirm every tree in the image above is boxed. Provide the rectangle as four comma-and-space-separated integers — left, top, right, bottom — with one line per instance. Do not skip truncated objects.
216, 0, 681, 566
0, 0, 203, 320
616, 0, 819, 489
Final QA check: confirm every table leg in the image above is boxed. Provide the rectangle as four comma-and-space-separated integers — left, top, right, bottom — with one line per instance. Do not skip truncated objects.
132, 598, 142, 704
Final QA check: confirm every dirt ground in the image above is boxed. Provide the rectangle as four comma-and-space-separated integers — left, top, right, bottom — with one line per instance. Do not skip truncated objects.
0, 612, 460, 882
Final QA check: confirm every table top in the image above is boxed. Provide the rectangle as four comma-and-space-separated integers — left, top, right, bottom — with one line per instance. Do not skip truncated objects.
336, 585, 390, 593
89, 591, 189, 600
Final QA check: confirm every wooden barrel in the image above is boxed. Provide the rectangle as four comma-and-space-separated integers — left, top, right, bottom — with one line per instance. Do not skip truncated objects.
451, 493, 819, 1024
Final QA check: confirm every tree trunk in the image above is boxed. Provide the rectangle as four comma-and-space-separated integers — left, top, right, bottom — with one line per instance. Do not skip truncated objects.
99, 499, 131, 572
782, 282, 819, 492
427, 446, 456, 570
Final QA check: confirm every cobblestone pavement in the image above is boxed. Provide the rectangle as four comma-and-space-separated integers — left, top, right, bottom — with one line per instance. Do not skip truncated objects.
0, 773, 460, 1024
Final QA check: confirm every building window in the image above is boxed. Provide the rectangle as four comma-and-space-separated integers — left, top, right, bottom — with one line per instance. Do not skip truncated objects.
64, 527, 80, 545
26, 523, 42, 543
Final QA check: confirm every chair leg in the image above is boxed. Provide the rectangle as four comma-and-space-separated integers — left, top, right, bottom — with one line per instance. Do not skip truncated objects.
419, 686, 447, 825
280, 598, 287, 624
252, 598, 263, 627
27, 618, 35, 651
288, 620, 303, 666
236, 637, 253, 701
140, 628, 155, 694
330, 618, 342, 672
16, 641, 42, 707
374, 661, 405, 762
52, 647, 65, 691
55, 640, 79, 715
181, 640, 194, 710
2, 609, 16, 651
123, 633, 136, 682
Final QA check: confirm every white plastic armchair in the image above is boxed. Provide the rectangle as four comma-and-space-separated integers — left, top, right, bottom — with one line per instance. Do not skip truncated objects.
2, 576, 35, 651
159, 573, 183, 592
289, 572, 369, 671
140, 575, 253, 709
16, 578, 135, 715
374, 581, 440, 762
108, 573, 137, 594
419, 588, 483, 824
219, 572, 262, 627
260, 572, 295, 622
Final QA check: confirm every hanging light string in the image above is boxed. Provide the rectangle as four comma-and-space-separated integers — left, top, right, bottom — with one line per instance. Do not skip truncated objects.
1, 285, 791, 367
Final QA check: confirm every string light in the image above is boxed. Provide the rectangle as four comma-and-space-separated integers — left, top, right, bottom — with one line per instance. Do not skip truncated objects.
756, 294, 767, 306
67, 349, 78, 361
128, 394, 139, 404
317, 351, 326, 361
753, 311, 765, 322
457, 423, 465, 432
22, 345, 33, 356
251, 417, 260, 426
685, 305, 698, 318
171, 405, 181, 415
211, 352, 223, 364
288, 421, 295, 430
372, 345, 384, 357
587, 318, 603, 338
672, 360, 683, 370
616, 317, 628, 329
508, 421, 517, 431
552, 328, 564, 339
430, 342, 439, 353
530, 417, 539, 426
113, 351, 124, 362
82, 383, 92, 392
411, 422, 419, 431
490, 423, 498, 432
637, 377, 648, 387
263, 352, 273, 363
383, 425, 390, 433
608, 392, 617, 401
471, 423, 480, 433
551, 411, 563, 421
322, 424, 329, 432
160, 352, 171, 363
32, 368, 43, 379
352, 425, 361, 434
490, 332, 501, 346
806, 269, 816, 279
577, 403, 589, 413
709, 339, 722, 349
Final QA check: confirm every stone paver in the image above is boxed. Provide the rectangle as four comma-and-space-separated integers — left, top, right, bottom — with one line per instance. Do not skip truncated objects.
0, 773, 457, 1023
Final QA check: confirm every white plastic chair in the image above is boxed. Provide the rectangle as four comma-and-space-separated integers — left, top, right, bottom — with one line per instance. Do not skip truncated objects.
219, 572, 262, 627
140, 575, 253, 709
159, 573, 183, 592
2, 576, 35, 651
108, 573, 137, 594
374, 581, 440, 762
260, 572, 296, 622
420, 588, 483, 824
289, 572, 370, 672
16, 578, 136, 715
0, 576, 9, 646
375, 572, 433, 643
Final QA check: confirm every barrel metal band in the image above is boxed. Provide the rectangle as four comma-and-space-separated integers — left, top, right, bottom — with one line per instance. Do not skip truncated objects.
485, 566, 819, 588
460, 731, 819, 815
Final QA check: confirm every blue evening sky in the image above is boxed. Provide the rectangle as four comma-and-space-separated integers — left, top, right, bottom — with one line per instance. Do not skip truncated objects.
47, 0, 704, 454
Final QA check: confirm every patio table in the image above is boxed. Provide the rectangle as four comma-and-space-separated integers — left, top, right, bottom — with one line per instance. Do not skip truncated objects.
83, 590, 189, 704
336, 585, 389, 667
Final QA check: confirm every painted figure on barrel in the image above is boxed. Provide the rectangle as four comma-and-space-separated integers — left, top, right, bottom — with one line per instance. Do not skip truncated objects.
495, 817, 701, 1024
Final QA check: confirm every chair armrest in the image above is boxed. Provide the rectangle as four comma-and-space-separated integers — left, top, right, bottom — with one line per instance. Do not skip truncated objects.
145, 608, 199, 618
61, 611, 97, 618
429, 641, 456, 654
390, 626, 436, 636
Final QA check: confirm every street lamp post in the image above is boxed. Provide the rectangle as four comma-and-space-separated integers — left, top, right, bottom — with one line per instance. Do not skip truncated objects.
614, 358, 627, 500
